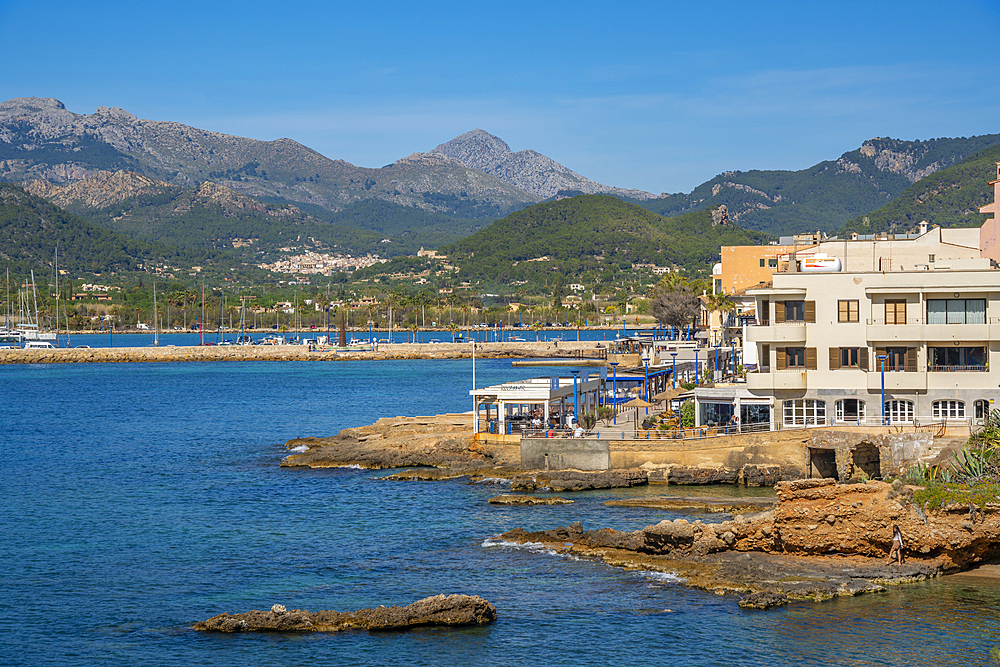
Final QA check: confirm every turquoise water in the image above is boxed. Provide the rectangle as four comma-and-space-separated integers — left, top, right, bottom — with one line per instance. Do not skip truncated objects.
2, 359, 998, 666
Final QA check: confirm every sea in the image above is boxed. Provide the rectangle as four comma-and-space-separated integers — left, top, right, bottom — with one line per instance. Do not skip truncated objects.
2, 357, 998, 666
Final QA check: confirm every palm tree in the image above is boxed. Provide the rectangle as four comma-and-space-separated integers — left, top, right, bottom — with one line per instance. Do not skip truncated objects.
574, 318, 584, 341
409, 322, 419, 344
531, 321, 542, 342
448, 322, 459, 343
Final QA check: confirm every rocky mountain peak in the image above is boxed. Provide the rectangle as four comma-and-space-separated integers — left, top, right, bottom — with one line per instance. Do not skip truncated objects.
24, 170, 170, 209
428, 129, 656, 200
0, 97, 66, 112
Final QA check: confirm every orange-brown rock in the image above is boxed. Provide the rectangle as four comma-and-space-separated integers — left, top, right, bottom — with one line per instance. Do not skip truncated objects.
499, 480, 1000, 604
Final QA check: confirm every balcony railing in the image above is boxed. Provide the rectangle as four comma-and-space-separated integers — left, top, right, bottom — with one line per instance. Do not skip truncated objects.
866, 318, 923, 325
927, 365, 988, 372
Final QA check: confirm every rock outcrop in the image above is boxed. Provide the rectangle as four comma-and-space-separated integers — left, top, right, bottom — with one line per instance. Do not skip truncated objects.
499, 479, 1000, 604
194, 594, 497, 633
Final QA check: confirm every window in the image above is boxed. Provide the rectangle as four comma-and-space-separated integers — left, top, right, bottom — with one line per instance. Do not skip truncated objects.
830, 347, 868, 370
783, 399, 826, 426
838, 300, 859, 322
876, 347, 913, 372
761, 300, 770, 326
835, 399, 866, 422
774, 300, 814, 323
975, 399, 991, 424
885, 300, 907, 324
927, 299, 985, 325
928, 346, 987, 371
932, 400, 965, 419
769, 258, 777, 268
884, 400, 914, 423
777, 347, 816, 370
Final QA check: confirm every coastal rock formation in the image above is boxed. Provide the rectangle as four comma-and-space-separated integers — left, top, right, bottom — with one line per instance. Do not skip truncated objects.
510, 469, 648, 492
488, 495, 573, 505
194, 594, 497, 633
499, 479, 1000, 604
282, 413, 518, 470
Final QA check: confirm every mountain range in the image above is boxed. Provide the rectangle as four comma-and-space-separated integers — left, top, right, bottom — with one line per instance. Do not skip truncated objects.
3, 95, 1000, 281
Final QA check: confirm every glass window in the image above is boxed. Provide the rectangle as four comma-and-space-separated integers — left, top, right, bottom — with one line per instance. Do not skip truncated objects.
840, 347, 860, 367
785, 301, 805, 321
699, 401, 734, 427
932, 400, 965, 419
975, 399, 991, 422
768, 258, 777, 268
760, 258, 766, 267
835, 399, 866, 422
786, 347, 806, 367
928, 346, 987, 371
783, 399, 826, 426
927, 299, 986, 324
884, 400, 914, 423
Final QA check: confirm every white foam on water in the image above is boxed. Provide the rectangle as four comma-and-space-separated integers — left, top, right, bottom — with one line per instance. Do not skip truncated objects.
335, 464, 364, 469
473, 477, 511, 485
288, 445, 310, 453
634, 570, 684, 584
481, 537, 579, 560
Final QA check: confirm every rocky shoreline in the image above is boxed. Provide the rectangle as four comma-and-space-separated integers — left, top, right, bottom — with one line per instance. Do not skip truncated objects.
0, 340, 607, 364
194, 594, 496, 633
498, 479, 1000, 607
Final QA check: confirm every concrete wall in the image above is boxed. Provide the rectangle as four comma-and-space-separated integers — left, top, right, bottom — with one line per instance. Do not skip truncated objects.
807, 429, 964, 480
607, 429, 811, 479
521, 438, 610, 471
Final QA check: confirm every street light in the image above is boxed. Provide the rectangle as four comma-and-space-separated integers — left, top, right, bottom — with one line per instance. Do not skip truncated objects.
878, 354, 889, 425
694, 349, 700, 385
671, 352, 678, 390
571, 369, 580, 429
610, 361, 619, 425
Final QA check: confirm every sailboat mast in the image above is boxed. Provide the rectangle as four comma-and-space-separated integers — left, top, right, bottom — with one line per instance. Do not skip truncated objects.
153, 282, 158, 347
54, 247, 59, 347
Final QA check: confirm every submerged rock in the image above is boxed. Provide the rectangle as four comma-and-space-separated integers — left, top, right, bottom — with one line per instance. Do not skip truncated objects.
488, 494, 573, 505
194, 594, 497, 633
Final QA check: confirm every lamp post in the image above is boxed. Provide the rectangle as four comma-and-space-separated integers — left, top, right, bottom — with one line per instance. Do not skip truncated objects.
610, 361, 619, 424
671, 352, 678, 389
571, 369, 580, 429
694, 350, 700, 385
731, 340, 736, 380
878, 354, 889, 425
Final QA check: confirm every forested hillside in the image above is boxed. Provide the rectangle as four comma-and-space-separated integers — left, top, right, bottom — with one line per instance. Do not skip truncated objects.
0, 184, 200, 277
633, 135, 1000, 235
442, 195, 771, 284
840, 142, 1000, 235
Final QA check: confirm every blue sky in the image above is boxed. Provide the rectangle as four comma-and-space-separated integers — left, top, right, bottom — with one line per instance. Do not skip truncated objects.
1, 0, 998, 194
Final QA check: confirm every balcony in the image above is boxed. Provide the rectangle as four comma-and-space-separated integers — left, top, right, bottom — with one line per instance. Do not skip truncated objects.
746, 323, 807, 344
747, 369, 807, 390
866, 368, 926, 392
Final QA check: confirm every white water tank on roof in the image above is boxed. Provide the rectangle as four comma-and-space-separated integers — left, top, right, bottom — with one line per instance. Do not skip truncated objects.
798, 254, 842, 272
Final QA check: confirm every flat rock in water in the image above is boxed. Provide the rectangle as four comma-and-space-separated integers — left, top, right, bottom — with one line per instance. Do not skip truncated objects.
488, 494, 573, 505
193, 594, 496, 633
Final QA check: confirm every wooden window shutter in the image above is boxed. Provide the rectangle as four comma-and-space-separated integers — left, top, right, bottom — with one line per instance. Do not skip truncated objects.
829, 347, 840, 370
838, 300, 848, 322
806, 347, 817, 370
906, 347, 917, 371
776, 347, 787, 370
805, 301, 816, 323
762, 345, 770, 372
859, 347, 869, 371
850, 300, 859, 322
762, 300, 770, 325
775, 301, 786, 323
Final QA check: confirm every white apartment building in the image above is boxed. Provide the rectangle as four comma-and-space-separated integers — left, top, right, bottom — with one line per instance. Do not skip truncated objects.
746, 263, 998, 427
708, 164, 1000, 430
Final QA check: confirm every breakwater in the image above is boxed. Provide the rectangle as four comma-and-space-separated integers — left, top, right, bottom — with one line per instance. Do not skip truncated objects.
0, 340, 606, 364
